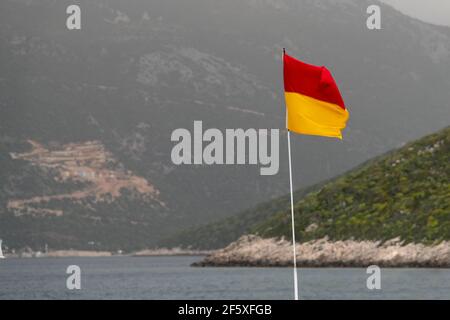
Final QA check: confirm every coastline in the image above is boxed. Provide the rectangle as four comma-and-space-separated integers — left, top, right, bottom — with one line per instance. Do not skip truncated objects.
4, 248, 210, 258
132, 248, 212, 257
193, 235, 450, 268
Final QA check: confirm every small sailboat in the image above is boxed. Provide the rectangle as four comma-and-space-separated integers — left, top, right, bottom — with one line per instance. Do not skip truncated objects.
0, 239, 5, 259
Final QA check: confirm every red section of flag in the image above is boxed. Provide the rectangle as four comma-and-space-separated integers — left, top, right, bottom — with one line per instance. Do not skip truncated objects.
283, 53, 346, 110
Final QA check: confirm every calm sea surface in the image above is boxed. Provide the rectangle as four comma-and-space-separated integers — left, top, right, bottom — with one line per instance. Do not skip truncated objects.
0, 256, 449, 299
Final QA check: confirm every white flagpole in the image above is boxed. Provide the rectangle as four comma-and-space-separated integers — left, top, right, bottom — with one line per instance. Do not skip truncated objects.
283, 48, 299, 300
287, 130, 299, 300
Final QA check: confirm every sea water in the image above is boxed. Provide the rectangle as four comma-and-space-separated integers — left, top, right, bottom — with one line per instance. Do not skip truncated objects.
0, 256, 448, 299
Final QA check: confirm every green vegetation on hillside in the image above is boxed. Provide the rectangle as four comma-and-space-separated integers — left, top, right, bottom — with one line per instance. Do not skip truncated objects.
254, 126, 450, 244
164, 126, 450, 249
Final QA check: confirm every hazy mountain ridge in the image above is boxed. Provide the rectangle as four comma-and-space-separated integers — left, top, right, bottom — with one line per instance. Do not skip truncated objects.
1, 0, 449, 250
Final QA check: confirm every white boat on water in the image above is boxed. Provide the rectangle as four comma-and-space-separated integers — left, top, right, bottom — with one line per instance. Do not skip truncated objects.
0, 239, 5, 258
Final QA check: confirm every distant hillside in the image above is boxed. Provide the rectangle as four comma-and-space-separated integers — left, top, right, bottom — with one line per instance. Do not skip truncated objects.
159, 183, 321, 250
254, 126, 450, 244
166, 126, 450, 249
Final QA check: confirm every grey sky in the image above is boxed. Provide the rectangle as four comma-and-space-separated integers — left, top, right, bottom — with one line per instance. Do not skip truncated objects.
380, 0, 450, 27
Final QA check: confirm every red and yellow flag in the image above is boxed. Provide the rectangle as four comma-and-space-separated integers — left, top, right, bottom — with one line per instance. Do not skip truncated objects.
283, 52, 349, 139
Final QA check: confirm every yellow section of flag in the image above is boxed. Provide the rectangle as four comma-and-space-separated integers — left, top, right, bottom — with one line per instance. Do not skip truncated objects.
285, 92, 349, 139
283, 52, 349, 139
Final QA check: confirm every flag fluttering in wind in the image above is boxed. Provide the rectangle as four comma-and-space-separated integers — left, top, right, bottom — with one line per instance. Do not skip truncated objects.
283, 53, 349, 139
282, 50, 350, 300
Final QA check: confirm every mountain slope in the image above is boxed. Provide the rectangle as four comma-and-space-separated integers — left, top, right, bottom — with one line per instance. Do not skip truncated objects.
166, 126, 450, 249
1, 0, 450, 250
254, 126, 450, 244
158, 183, 322, 250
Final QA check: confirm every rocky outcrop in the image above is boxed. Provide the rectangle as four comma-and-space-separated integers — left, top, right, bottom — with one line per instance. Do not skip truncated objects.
193, 235, 450, 268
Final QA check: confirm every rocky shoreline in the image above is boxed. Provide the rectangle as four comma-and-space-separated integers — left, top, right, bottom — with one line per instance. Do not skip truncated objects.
193, 235, 450, 268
